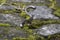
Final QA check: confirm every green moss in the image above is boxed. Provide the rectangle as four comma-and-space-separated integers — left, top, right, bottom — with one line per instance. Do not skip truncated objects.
27, 35, 36, 40
0, 0, 7, 6
12, 37, 27, 40
20, 11, 30, 20
0, 23, 11, 27
53, 7, 60, 17
47, 34, 60, 40
4, 39, 8, 40
31, 19, 60, 28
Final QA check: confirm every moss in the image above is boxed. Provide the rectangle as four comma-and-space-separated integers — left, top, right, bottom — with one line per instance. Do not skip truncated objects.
0, 23, 11, 27
0, 0, 7, 6
53, 7, 60, 17
12, 37, 27, 40
20, 11, 30, 20
0, 34, 3, 38
4, 39, 8, 40
0, 0, 60, 40
31, 19, 60, 28
45, 0, 56, 9
27, 35, 36, 40
47, 34, 60, 40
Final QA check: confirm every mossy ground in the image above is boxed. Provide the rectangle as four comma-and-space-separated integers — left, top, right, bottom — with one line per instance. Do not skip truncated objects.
0, 0, 60, 40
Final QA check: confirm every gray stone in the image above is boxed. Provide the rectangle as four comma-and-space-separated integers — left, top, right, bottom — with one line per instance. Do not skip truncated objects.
0, 14, 25, 27
7, 0, 45, 3
12, 0, 32, 2
34, 0, 45, 3
7, 29, 27, 38
0, 27, 28, 40
56, 0, 60, 7
7, 0, 32, 3
25, 5, 59, 19
0, 4, 15, 10
36, 24, 60, 36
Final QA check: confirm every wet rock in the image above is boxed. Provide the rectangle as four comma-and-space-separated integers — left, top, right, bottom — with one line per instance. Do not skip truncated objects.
0, 14, 25, 27
25, 5, 59, 19
36, 24, 60, 36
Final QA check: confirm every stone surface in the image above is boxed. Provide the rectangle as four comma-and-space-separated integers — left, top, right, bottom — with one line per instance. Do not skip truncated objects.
7, 0, 45, 3
36, 24, 60, 36
0, 14, 25, 27
0, 4, 16, 10
0, 27, 28, 40
56, 0, 60, 7
25, 5, 59, 19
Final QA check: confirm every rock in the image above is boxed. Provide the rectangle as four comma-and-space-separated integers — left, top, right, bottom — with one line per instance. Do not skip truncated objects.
7, 29, 27, 38
7, 0, 45, 3
12, 0, 32, 2
7, 0, 32, 3
56, 0, 60, 7
35, 0, 45, 2
0, 4, 16, 10
0, 27, 28, 40
0, 14, 25, 27
25, 5, 59, 19
36, 24, 60, 36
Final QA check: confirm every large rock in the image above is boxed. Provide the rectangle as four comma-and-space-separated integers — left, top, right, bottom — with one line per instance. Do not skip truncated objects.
25, 5, 59, 19
36, 24, 60, 36
0, 14, 25, 27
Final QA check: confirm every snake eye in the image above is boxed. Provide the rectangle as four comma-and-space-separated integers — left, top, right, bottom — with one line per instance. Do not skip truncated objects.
26, 6, 36, 12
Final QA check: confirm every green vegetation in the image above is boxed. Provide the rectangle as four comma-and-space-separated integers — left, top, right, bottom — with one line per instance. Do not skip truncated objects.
30, 19, 60, 28
12, 37, 27, 40
0, 0, 7, 6
0, 23, 11, 27
0, 0, 60, 40
53, 7, 60, 17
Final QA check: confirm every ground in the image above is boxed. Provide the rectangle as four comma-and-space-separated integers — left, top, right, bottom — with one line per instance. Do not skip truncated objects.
0, 0, 60, 40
